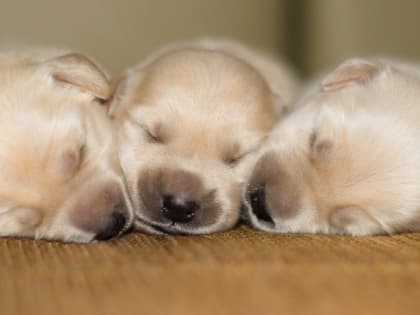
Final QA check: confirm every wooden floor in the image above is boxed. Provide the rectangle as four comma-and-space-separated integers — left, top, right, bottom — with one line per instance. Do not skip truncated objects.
0, 225, 419, 315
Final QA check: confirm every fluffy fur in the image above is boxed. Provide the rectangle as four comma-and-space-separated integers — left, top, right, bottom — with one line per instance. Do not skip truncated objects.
242, 58, 420, 236
0, 50, 133, 242
111, 38, 299, 234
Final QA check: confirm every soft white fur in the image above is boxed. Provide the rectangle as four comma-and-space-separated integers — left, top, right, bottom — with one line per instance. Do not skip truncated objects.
0, 50, 133, 242
242, 58, 420, 235
113, 38, 299, 234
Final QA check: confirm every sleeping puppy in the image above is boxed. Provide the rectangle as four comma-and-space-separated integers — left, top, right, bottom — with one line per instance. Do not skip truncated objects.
0, 50, 133, 242
242, 58, 420, 236
110, 39, 299, 234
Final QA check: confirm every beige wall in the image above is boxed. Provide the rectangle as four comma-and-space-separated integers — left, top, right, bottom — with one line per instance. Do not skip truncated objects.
300, 0, 420, 75
0, 0, 286, 74
4, 1, 419, 77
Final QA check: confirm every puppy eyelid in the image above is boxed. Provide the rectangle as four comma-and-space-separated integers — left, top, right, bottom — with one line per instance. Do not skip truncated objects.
224, 156, 240, 166
224, 141, 264, 166
79, 144, 86, 162
224, 151, 248, 166
144, 129, 162, 144
309, 130, 317, 149
131, 120, 163, 144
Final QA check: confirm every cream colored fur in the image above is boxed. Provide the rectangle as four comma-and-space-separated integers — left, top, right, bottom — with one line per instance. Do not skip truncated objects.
242, 58, 420, 235
0, 50, 133, 242
112, 38, 299, 234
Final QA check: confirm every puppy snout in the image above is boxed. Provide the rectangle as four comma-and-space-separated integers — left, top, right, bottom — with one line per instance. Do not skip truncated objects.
246, 153, 301, 226
70, 182, 131, 240
161, 194, 199, 223
248, 186, 274, 224
139, 168, 220, 228
247, 186, 274, 224
94, 210, 127, 241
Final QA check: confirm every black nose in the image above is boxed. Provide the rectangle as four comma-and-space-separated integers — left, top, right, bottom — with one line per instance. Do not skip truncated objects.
94, 211, 127, 241
247, 186, 274, 224
161, 194, 199, 223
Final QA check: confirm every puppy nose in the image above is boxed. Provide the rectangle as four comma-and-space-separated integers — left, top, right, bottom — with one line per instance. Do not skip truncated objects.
161, 194, 199, 223
94, 210, 127, 241
247, 186, 274, 224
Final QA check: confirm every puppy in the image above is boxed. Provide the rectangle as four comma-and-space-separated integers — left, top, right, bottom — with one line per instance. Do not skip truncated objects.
243, 58, 420, 236
0, 49, 133, 242
110, 39, 299, 234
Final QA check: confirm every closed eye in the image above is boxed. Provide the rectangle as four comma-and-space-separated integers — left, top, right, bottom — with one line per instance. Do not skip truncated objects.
76, 143, 87, 170
79, 144, 86, 161
143, 128, 162, 143
224, 156, 240, 166
223, 151, 250, 166
131, 120, 163, 144
223, 138, 265, 167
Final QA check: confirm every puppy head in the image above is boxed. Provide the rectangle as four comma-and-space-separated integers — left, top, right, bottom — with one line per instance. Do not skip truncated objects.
243, 58, 420, 235
111, 48, 282, 234
0, 52, 133, 242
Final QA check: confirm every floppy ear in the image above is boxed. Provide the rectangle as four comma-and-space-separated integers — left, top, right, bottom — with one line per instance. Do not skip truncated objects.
322, 58, 381, 92
42, 53, 111, 100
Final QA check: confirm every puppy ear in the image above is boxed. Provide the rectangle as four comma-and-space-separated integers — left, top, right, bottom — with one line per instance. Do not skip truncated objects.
329, 206, 380, 235
42, 53, 111, 100
322, 58, 381, 92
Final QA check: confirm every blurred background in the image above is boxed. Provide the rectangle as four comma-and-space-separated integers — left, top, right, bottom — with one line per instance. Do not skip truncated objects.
1, 0, 420, 76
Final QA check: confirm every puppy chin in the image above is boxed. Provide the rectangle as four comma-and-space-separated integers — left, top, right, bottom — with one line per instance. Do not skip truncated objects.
134, 211, 238, 235
241, 202, 276, 233
133, 218, 168, 235
134, 218, 191, 235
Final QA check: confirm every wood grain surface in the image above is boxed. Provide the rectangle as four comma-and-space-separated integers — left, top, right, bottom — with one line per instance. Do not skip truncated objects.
0, 226, 419, 315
